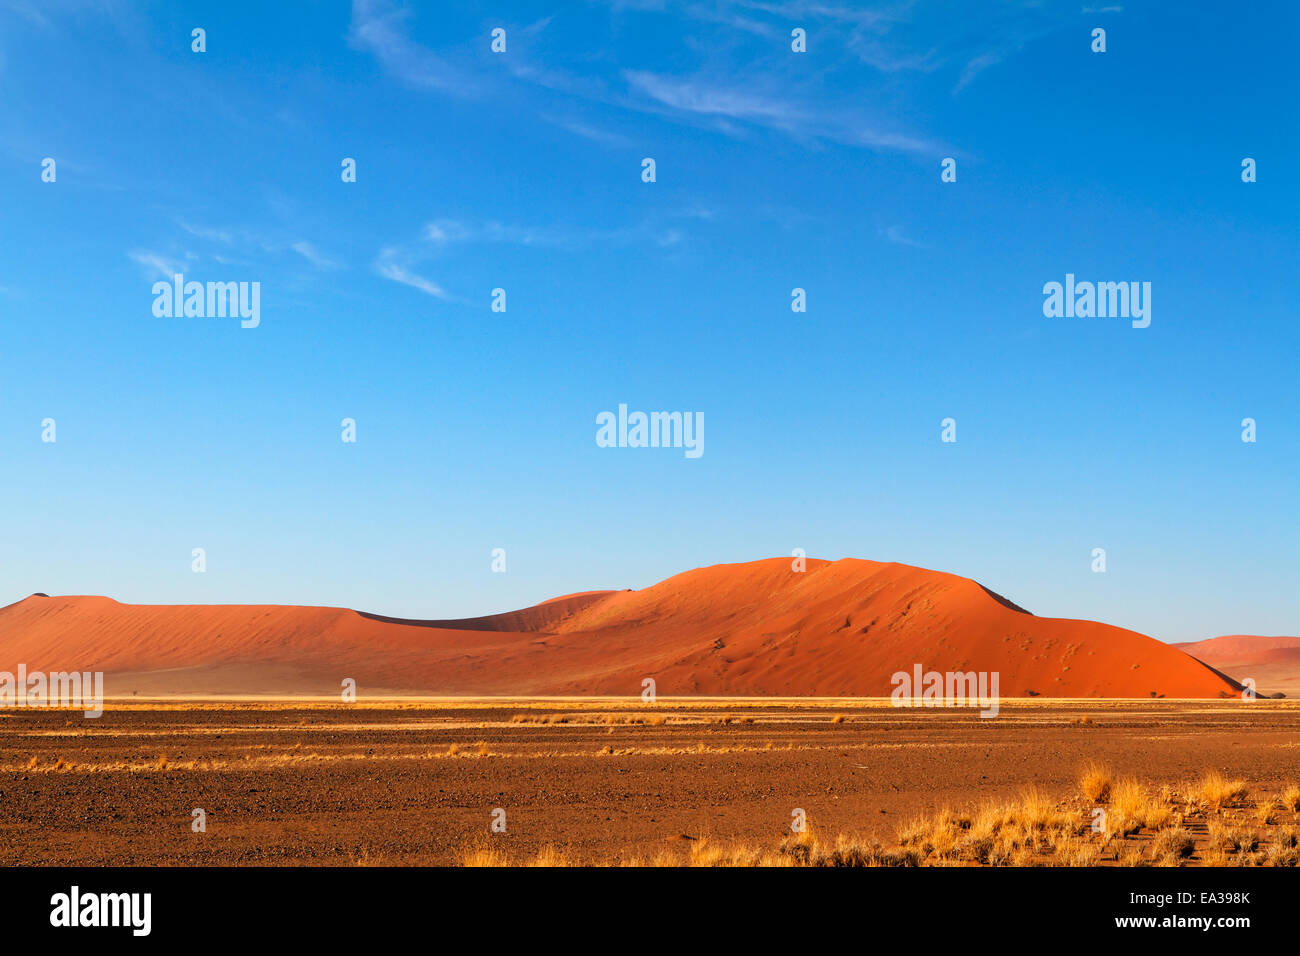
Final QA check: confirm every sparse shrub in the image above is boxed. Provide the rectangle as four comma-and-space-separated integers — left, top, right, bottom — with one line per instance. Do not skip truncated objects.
1050, 832, 1100, 866
1152, 827, 1195, 862
1281, 784, 1300, 812
1194, 770, 1249, 809
1201, 845, 1232, 866
1265, 834, 1300, 867
874, 846, 922, 867
1080, 761, 1112, 803
959, 834, 996, 864
1017, 786, 1061, 831
1110, 778, 1153, 834
777, 827, 819, 864
1209, 823, 1258, 855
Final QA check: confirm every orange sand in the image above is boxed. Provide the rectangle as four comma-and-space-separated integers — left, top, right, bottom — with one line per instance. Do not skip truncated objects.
0, 558, 1241, 698
1174, 634, 1300, 696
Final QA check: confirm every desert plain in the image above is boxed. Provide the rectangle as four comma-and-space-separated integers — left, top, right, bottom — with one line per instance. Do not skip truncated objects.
3, 696, 1299, 867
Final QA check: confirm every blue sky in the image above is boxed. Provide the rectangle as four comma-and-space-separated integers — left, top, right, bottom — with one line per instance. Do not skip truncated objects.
1, 0, 1295, 642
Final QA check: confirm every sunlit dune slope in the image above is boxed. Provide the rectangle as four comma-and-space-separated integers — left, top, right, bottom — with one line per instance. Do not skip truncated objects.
0, 558, 1240, 698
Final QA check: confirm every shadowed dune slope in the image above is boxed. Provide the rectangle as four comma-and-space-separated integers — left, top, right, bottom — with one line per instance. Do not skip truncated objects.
0, 558, 1240, 698
1174, 635, 1300, 697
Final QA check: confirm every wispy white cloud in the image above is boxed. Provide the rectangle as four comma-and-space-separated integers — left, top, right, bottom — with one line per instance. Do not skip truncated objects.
290, 241, 342, 270
348, 0, 475, 95
173, 221, 343, 271
373, 210, 697, 303
178, 221, 234, 244
350, 0, 941, 156
683, 2, 780, 37
728, 0, 901, 29
423, 214, 700, 251
374, 251, 450, 300
879, 225, 927, 249
624, 69, 939, 153
128, 249, 189, 280
424, 219, 570, 248
851, 39, 942, 74
954, 51, 1002, 92
624, 69, 801, 125
378, 264, 446, 298
522, 14, 555, 35
539, 113, 631, 148
946, 5, 1073, 94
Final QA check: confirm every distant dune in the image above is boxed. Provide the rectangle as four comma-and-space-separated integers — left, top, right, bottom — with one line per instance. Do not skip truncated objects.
1174, 635, 1300, 697
0, 558, 1242, 698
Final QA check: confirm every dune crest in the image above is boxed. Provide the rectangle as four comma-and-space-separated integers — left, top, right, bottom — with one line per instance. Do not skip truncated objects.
0, 558, 1240, 698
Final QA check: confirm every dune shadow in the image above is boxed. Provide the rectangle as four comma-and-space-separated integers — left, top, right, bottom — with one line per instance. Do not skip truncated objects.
979, 585, 1032, 615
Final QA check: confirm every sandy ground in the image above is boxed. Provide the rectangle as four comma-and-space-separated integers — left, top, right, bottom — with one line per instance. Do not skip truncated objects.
1, 698, 1297, 866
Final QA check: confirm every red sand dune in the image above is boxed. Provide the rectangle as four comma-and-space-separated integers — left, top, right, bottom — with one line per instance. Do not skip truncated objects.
1174, 635, 1300, 697
0, 558, 1241, 698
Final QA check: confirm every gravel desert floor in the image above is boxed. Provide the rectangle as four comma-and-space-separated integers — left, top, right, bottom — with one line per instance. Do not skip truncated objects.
2, 698, 1298, 866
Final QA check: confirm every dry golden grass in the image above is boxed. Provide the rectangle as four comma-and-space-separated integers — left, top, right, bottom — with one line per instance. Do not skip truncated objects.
510, 712, 669, 726
1255, 799, 1279, 825
1200, 845, 1232, 866
1019, 786, 1070, 831
441, 769, 1300, 868
1050, 831, 1101, 866
1151, 827, 1195, 863
529, 847, 573, 867
649, 771, 1287, 870
1263, 829, 1300, 867
1282, 784, 1300, 812
460, 845, 511, 867
460, 844, 576, 867
1079, 761, 1112, 803
1192, 769, 1249, 808
1106, 777, 1179, 834
1207, 822, 1258, 855
1108, 777, 1145, 834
